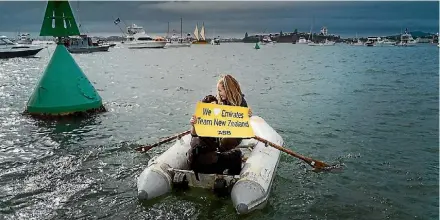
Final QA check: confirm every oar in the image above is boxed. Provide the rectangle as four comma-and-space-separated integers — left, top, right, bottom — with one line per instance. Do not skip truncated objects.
135, 130, 339, 171
135, 129, 191, 152
253, 136, 338, 172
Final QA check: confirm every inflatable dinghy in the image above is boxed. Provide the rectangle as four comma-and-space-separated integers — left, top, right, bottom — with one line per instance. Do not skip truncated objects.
137, 116, 283, 214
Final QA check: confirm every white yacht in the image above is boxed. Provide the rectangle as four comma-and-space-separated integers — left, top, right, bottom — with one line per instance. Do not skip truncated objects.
211, 37, 220, 45
395, 29, 417, 46
126, 34, 167, 49
165, 18, 192, 48
260, 36, 274, 45
350, 39, 364, 46
0, 36, 44, 59
166, 34, 191, 48
297, 37, 310, 44
16, 33, 33, 44
349, 33, 363, 46
322, 39, 336, 45
123, 24, 167, 49
364, 37, 381, 46
377, 38, 396, 46
123, 24, 145, 42
308, 39, 335, 46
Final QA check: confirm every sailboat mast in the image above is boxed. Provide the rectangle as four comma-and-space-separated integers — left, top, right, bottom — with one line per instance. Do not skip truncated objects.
167, 21, 169, 38
181, 17, 183, 38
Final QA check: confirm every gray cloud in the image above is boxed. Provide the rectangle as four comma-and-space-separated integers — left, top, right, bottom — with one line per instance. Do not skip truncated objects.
0, 1, 438, 37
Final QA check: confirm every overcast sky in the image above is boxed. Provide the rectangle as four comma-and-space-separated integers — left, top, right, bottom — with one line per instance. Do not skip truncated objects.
0, 1, 438, 38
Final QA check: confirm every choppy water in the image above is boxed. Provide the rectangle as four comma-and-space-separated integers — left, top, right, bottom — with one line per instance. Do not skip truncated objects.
0, 43, 438, 220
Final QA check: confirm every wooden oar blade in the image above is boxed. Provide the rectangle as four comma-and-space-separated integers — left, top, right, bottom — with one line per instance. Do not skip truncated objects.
309, 160, 330, 169
311, 160, 344, 172
253, 135, 342, 172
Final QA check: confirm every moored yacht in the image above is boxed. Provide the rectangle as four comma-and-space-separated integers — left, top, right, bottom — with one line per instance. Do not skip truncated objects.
395, 28, 417, 46
165, 18, 192, 48
365, 37, 381, 46
297, 37, 310, 44
123, 23, 145, 43
350, 39, 364, 46
261, 35, 274, 45
377, 38, 396, 46
122, 24, 167, 49
16, 33, 33, 44
0, 35, 44, 59
211, 37, 220, 45
63, 35, 110, 53
308, 39, 335, 46
126, 34, 167, 49
166, 35, 191, 48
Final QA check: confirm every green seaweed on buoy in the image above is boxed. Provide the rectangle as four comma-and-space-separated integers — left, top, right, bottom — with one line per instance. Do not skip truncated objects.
254, 42, 260, 49
25, 0, 105, 118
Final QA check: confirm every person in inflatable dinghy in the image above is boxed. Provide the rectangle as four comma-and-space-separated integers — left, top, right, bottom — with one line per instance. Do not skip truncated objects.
187, 75, 252, 178
215, 74, 252, 149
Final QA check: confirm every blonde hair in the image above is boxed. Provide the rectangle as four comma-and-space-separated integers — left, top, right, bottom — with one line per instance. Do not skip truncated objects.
217, 74, 243, 106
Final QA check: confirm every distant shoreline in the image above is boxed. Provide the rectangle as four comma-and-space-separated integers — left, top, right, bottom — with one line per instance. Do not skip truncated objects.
1, 30, 438, 40
2, 30, 438, 44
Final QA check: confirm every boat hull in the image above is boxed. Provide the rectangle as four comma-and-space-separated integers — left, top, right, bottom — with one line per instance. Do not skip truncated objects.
395, 42, 417, 47
137, 116, 282, 215
165, 42, 191, 48
67, 45, 110, 53
0, 47, 44, 59
192, 40, 208, 44
126, 41, 167, 49
308, 41, 335, 46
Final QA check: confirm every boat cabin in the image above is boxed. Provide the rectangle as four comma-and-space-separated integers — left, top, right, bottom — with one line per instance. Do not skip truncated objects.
400, 33, 415, 44
136, 36, 153, 41
0, 36, 31, 49
63, 35, 93, 48
0, 36, 15, 46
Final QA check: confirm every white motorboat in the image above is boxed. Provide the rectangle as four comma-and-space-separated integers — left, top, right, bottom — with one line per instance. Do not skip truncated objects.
260, 36, 274, 45
349, 33, 364, 46
365, 37, 381, 46
137, 116, 283, 215
165, 18, 192, 48
16, 33, 33, 44
395, 29, 417, 47
322, 39, 336, 45
297, 37, 310, 44
350, 39, 364, 46
123, 23, 146, 43
377, 38, 396, 46
126, 35, 167, 49
32, 40, 56, 45
211, 37, 220, 45
166, 35, 192, 48
308, 39, 335, 46
0, 36, 44, 59
123, 24, 167, 49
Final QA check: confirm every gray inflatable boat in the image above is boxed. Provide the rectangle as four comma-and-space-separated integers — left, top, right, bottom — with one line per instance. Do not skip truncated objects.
137, 116, 283, 214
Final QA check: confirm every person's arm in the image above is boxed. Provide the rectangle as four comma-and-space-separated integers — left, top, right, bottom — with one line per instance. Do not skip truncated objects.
191, 126, 197, 136
190, 115, 198, 136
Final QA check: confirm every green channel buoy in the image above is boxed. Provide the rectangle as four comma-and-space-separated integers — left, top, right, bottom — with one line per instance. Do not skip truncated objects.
25, 0, 105, 117
255, 42, 260, 49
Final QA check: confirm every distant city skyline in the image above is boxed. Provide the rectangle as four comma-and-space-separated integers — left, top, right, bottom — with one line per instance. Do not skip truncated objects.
0, 1, 438, 38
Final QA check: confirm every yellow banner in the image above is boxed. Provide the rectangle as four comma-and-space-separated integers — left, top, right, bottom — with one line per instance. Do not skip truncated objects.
193, 102, 255, 138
